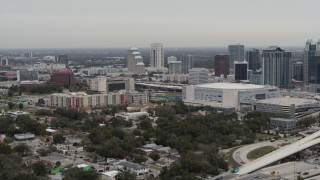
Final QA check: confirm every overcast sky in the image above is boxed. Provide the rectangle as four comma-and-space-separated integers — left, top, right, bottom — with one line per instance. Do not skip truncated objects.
1, 0, 319, 48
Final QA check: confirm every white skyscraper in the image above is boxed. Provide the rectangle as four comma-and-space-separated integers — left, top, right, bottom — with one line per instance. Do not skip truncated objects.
150, 43, 164, 69
127, 47, 145, 75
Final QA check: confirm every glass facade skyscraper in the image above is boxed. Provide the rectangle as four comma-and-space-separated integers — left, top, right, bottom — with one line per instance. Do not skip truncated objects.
228, 44, 245, 71
303, 39, 320, 85
262, 46, 292, 87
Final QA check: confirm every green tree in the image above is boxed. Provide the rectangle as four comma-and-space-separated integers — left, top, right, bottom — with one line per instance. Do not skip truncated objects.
62, 167, 99, 180
115, 170, 136, 180
37, 98, 45, 106
148, 151, 160, 161
56, 161, 61, 167
18, 103, 24, 111
138, 118, 152, 130
53, 134, 66, 144
13, 143, 30, 156
7, 102, 15, 109
31, 161, 47, 176
37, 148, 51, 156
133, 155, 147, 164
0, 143, 11, 154
11, 173, 39, 180
35, 109, 52, 116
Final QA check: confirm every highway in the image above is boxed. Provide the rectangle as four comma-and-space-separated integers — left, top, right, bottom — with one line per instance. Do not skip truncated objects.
232, 138, 295, 164
237, 130, 320, 175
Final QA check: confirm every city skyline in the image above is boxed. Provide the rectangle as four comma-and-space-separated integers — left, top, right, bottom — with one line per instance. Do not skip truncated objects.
1, 0, 320, 48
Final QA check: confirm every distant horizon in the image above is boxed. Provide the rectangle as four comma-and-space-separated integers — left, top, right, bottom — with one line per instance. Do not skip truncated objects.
0, 45, 305, 51
1, 0, 319, 48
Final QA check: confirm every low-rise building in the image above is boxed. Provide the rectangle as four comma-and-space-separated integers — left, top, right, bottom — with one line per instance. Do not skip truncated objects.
115, 111, 148, 121
117, 161, 149, 176
253, 96, 320, 119
270, 118, 296, 130
124, 91, 149, 105
101, 170, 119, 180
40, 153, 73, 167
14, 133, 35, 140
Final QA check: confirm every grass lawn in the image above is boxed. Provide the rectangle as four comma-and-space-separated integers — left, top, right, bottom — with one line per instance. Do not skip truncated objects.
256, 133, 274, 140
247, 146, 276, 160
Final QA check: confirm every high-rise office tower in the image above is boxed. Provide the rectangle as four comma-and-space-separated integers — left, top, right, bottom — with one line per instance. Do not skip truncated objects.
127, 47, 145, 74
303, 39, 320, 85
234, 61, 248, 81
188, 68, 208, 85
214, 55, 229, 77
262, 46, 292, 87
167, 56, 177, 64
168, 61, 182, 74
181, 55, 194, 74
246, 48, 261, 71
57, 54, 69, 67
292, 62, 303, 81
228, 44, 245, 71
150, 43, 164, 69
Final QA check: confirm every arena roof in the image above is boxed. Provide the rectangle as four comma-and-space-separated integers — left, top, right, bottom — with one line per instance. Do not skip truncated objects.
195, 83, 266, 90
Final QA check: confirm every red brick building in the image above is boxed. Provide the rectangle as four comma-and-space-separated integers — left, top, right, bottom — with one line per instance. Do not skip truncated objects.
51, 70, 75, 87
214, 55, 229, 77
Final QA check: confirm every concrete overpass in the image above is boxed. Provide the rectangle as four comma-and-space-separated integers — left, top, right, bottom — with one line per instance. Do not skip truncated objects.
135, 82, 183, 91
236, 130, 320, 175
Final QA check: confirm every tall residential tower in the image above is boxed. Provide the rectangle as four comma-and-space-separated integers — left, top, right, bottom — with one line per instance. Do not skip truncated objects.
127, 47, 145, 75
150, 43, 164, 69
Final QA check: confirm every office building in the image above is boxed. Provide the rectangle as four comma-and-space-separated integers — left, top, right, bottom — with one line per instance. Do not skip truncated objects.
303, 39, 320, 92
228, 44, 245, 71
293, 62, 303, 81
214, 55, 229, 77
87, 76, 107, 92
0, 58, 8, 66
188, 68, 208, 85
57, 54, 68, 66
181, 55, 194, 74
127, 47, 145, 75
234, 61, 248, 81
87, 76, 135, 93
249, 71, 262, 85
168, 61, 182, 74
23, 52, 33, 59
51, 70, 75, 87
270, 118, 296, 130
163, 74, 188, 83
106, 78, 134, 93
150, 43, 164, 69
262, 46, 292, 87
183, 83, 280, 110
246, 48, 261, 70
124, 91, 149, 105
17, 69, 39, 81
253, 96, 320, 119
167, 56, 177, 64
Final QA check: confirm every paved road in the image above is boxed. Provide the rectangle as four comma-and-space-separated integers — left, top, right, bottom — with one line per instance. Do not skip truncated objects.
232, 138, 297, 165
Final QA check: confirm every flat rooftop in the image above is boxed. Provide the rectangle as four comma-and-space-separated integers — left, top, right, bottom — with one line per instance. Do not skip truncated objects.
194, 83, 266, 90
257, 97, 319, 106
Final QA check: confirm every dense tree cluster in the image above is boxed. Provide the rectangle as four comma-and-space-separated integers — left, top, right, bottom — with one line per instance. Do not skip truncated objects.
87, 127, 144, 160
